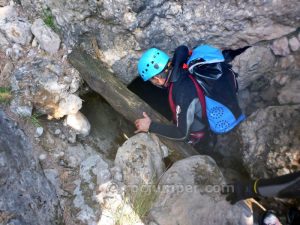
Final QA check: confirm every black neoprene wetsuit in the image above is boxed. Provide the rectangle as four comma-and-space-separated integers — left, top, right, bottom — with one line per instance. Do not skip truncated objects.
149, 45, 205, 140
256, 171, 300, 199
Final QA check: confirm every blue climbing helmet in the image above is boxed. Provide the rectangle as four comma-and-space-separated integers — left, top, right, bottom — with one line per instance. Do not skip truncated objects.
138, 48, 170, 81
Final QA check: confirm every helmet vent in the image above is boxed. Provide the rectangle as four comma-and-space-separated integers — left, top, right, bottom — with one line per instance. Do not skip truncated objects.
154, 63, 159, 69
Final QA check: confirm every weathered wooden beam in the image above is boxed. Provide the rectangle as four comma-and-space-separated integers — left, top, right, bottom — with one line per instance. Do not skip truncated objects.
68, 49, 198, 160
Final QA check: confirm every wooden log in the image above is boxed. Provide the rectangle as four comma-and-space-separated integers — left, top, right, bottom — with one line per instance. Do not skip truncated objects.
68, 49, 198, 160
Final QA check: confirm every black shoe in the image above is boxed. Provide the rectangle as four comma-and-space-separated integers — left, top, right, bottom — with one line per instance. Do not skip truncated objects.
287, 207, 300, 225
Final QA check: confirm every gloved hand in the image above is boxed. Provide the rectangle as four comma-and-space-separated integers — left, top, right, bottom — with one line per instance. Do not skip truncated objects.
222, 180, 259, 204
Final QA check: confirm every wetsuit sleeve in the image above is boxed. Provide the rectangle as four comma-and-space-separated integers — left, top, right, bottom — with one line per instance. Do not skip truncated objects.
149, 97, 198, 140
256, 171, 300, 198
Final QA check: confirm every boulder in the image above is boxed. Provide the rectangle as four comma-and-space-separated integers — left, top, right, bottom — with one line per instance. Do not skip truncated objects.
65, 111, 91, 137
149, 155, 254, 225
11, 56, 82, 118
232, 46, 276, 90
31, 19, 61, 54
0, 5, 17, 22
271, 37, 290, 56
0, 0, 9, 6
115, 133, 166, 186
238, 105, 300, 178
1, 20, 32, 45
55, 94, 82, 118
288, 36, 300, 52
277, 80, 300, 105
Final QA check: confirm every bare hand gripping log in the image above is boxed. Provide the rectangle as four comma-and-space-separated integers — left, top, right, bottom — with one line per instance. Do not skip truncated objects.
68, 49, 198, 160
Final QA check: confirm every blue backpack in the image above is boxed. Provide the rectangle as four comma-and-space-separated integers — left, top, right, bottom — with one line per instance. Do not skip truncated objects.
186, 45, 246, 134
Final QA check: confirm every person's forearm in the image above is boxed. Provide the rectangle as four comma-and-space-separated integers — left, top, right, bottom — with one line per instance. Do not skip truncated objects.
149, 122, 187, 140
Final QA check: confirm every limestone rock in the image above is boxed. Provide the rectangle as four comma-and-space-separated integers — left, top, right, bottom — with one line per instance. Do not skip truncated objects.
31, 19, 61, 54
271, 37, 290, 56
0, 61, 14, 87
115, 133, 166, 186
5, 43, 24, 60
289, 36, 300, 52
11, 57, 82, 118
35, 126, 44, 137
2, 20, 32, 45
238, 105, 300, 178
65, 111, 91, 137
0, 109, 61, 225
20, 0, 299, 83
149, 155, 254, 225
10, 97, 33, 117
79, 154, 111, 185
277, 80, 300, 104
0, 32, 10, 50
55, 94, 82, 118
97, 181, 144, 225
0, 5, 17, 22
62, 143, 111, 224
0, 0, 9, 6
232, 46, 276, 90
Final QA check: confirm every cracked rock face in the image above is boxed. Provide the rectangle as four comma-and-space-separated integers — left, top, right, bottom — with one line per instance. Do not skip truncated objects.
20, 0, 300, 83
238, 105, 300, 178
10, 55, 82, 118
232, 46, 276, 90
0, 110, 61, 225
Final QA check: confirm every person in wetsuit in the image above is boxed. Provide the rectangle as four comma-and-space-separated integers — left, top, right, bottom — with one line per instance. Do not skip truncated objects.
135, 45, 243, 144
135, 45, 206, 143
224, 171, 300, 203
223, 171, 300, 225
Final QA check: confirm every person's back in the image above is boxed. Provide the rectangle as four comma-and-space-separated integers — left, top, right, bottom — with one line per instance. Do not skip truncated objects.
134, 45, 244, 145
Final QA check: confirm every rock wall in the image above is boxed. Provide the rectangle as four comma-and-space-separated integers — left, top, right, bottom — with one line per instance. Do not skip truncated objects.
0, 110, 61, 225
18, 0, 300, 83
238, 105, 300, 178
0, 0, 300, 224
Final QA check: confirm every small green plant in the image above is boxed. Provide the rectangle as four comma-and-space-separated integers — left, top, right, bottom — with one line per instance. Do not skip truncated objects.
30, 113, 42, 127
0, 87, 12, 104
42, 8, 58, 32
114, 181, 159, 225
130, 182, 158, 219
132, 178, 159, 219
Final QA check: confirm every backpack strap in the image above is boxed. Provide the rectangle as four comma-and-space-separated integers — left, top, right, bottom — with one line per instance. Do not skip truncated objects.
168, 75, 207, 124
168, 83, 177, 122
188, 74, 207, 120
